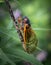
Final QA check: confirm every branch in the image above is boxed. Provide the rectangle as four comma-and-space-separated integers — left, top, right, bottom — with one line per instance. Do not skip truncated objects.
5, 0, 24, 43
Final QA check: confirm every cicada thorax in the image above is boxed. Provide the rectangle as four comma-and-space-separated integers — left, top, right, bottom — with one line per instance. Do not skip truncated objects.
23, 27, 38, 53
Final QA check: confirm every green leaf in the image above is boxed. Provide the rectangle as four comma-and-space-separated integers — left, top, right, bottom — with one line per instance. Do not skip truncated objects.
0, 28, 20, 42
4, 48, 43, 65
0, 0, 4, 3
0, 48, 16, 65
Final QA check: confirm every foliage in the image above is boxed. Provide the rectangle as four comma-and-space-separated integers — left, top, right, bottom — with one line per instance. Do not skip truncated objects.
0, 0, 50, 65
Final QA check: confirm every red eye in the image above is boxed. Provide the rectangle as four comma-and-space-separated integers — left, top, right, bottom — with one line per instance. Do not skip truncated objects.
24, 18, 27, 21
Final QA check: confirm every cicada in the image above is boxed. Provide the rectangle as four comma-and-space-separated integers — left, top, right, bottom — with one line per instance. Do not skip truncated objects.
23, 24, 38, 53
17, 16, 38, 53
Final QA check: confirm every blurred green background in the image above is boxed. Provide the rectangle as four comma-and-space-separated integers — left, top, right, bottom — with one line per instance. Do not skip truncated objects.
0, 0, 51, 65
